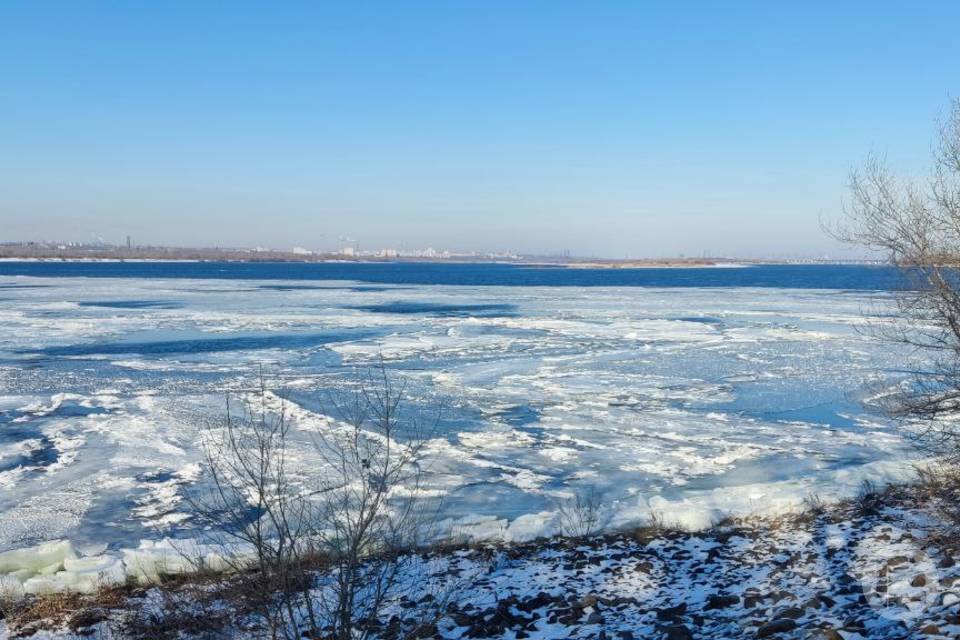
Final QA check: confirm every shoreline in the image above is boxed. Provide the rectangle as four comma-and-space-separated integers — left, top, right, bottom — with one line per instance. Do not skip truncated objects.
3, 474, 959, 639
0, 455, 925, 597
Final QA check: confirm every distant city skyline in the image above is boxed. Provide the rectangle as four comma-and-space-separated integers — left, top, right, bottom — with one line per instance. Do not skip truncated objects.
0, 237, 868, 262
2, 2, 959, 258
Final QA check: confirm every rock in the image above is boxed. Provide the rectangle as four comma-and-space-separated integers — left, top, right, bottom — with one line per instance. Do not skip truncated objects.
807, 629, 843, 640
452, 613, 473, 627
409, 623, 438, 639
757, 619, 797, 637
842, 617, 866, 632
663, 624, 693, 640
775, 606, 804, 620
940, 556, 956, 569
617, 632, 636, 640
586, 612, 603, 624
601, 595, 636, 608
911, 574, 927, 587
920, 624, 940, 635
67, 607, 110, 633
705, 594, 740, 609
517, 592, 554, 613
656, 602, 688, 621
886, 555, 910, 568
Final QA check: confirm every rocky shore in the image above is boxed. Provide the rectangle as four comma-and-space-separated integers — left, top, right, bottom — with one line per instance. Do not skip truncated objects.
3, 480, 959, 639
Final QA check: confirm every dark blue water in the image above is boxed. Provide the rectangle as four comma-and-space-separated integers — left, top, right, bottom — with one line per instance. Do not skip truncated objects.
19, 329, 375, 358
347, 301, 518, 317
0, 261, 901, 290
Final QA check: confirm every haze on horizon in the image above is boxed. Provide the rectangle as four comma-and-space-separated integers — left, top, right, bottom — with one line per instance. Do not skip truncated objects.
2, 2, 959, 259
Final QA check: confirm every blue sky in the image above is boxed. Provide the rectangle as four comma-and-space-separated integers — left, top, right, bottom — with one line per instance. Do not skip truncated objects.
2, 2, 958, 257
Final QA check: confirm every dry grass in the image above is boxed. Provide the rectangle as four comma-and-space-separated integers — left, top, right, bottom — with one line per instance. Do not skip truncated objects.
111, 589, 231, 640
910, 464, 960, 556
1, 585, 131, 638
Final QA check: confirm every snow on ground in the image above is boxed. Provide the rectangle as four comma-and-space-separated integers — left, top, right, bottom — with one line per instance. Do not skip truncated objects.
4, 486, 960, 639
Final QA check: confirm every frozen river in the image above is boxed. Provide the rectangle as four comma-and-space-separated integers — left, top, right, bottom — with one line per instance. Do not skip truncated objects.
0, 263, 916, 556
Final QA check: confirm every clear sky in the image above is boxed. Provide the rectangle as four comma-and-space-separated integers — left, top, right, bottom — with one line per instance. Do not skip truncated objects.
2, 2, 959, 258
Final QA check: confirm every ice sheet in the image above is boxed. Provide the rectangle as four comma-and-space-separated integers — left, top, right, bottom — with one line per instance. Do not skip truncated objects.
0, 274, 921, 590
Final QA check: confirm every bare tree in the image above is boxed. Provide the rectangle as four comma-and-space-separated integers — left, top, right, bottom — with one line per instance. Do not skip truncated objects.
188, 365, 441, 640
831, 98, 960, 458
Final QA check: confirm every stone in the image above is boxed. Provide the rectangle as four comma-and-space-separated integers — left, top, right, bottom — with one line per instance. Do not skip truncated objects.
705, 594, 740, 609
663, 624, 693, 640
920, 624, 940, 635
656, 602, 688, 621
517, 592, 554, 613
757, 619, 797, 637
886, 555, 909, 568
842, 617, 866, 632
452, 613, 473, 627
911, 574, 927, 587
776, 606, 804, 620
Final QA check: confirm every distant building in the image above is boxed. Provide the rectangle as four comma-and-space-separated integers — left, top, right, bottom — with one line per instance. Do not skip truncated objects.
291, 247, 313, 255
340, 246, 356, 256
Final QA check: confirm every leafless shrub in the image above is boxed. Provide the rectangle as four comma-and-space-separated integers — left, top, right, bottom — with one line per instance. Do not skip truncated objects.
915, 463, 960, 545
648, 508, 668, 529
851, 478, 886, 517
307, 364, 442, 640
188, 364, 442, 640
556, 486, 609, 538
185, 371, 315, 639
801, 493, 827, 518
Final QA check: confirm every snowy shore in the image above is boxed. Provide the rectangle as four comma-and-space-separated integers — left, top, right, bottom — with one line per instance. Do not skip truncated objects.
3, 479, 959, 640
